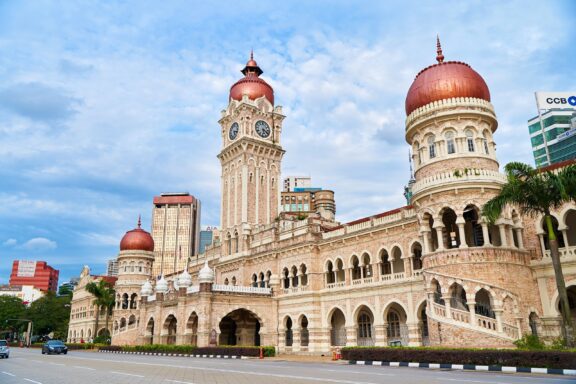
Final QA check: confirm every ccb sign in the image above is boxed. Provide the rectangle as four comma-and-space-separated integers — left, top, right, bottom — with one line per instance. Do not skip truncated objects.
536, 92, 576, 109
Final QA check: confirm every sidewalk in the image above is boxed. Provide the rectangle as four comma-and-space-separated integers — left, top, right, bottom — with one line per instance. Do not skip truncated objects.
267, 353, 343, 363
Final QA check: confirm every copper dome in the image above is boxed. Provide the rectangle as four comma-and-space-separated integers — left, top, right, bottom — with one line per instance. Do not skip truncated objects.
120, 217, 154, 252
405, 38, 490, 116
229, 52, 274, 105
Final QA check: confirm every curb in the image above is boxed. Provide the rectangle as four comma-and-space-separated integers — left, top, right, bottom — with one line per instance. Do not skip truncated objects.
348, 360, 576, 376
99, 350, 249, 359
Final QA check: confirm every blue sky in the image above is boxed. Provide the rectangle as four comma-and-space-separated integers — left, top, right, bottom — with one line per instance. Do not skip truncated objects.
0, 0, 575, 285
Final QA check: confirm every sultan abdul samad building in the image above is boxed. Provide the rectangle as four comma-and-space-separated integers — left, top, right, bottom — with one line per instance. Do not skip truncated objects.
68, 40, 576, 351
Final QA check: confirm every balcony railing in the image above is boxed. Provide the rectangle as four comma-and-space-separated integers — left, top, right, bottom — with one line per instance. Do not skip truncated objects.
212, 284, 271, 295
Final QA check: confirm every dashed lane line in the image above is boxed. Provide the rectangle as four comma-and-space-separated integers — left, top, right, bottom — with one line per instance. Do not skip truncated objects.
110, 371, 145, 378
166, 380, 196, 384
446, 379, 513, 384
1, 371, 15, 376
72, 366, 96, 370
23, 379, 43, 384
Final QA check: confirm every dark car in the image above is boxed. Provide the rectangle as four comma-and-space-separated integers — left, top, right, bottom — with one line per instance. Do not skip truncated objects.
0, 340, 9, 359
41, 340, 68, 355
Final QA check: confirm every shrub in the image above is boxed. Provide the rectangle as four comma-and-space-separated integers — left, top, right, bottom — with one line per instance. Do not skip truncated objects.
514, 334, 545, 350
341, 346, 576, 369
98, 344, 275, 357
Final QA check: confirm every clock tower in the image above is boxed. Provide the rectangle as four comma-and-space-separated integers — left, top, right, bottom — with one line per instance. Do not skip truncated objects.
218, 53, 285, 255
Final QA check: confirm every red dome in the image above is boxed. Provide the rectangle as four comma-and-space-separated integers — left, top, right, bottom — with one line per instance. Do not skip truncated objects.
229, 53, 274, 105
405, 38, 490, 116
120, 217, 154, 252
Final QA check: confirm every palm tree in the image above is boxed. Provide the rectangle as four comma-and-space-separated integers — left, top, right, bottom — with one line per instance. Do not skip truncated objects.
85, 280, 115, 342
482, 161, 576, 347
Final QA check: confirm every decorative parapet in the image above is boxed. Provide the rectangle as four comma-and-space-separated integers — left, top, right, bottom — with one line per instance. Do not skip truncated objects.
322, 207, 416, 240
212, 284, 271, 295
533, 245, 576, 266
405, 97, 496, 129
187, 285, 200, 294
412, 168, 506, 196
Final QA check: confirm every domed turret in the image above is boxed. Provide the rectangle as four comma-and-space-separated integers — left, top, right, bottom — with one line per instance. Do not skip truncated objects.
155, 276, 168, 293
405, 37, 490, 116
229, 51, 274, 105
120, 216, 154, 252
198, 260, 214, 284
140, 280, 153, 296
178, 269, 192, 287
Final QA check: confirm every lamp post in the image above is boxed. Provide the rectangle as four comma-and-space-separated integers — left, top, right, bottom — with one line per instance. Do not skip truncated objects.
5, 319, 33, 347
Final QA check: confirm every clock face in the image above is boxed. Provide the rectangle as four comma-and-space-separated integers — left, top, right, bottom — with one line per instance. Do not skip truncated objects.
255, 120, 271, 138
229, 122, 239, 140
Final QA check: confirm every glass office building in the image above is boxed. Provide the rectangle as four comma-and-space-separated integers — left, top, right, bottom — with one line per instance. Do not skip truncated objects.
528, 109, 576, 167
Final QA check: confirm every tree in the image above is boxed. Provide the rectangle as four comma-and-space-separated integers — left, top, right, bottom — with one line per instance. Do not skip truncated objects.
482, 161, 576, 347
26, 292, 71, 340
85, 280, 115, 342
0, 296, 26, 339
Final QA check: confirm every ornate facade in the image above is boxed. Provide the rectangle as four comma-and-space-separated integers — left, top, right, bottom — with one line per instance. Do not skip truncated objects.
69, 42, 576, 351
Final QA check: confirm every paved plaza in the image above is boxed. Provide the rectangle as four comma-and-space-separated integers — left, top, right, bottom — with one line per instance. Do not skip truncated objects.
0, 348, 573, 384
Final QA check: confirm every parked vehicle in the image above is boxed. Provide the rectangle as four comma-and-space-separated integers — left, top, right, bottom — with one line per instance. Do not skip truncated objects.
41, 340, 68, 355
0, 340, 9, 359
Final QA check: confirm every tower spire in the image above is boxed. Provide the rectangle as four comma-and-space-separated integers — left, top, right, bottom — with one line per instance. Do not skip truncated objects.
137, 214, 141, 228
250, 48, 254, 61
436, 35, 444, 63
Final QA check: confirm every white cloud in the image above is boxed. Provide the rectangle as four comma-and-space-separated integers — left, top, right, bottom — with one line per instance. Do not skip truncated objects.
21, 237, 57, 251
3, 239, 17, 246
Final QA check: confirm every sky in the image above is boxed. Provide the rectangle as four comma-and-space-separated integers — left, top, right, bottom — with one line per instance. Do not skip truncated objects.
0, 0, 575, 285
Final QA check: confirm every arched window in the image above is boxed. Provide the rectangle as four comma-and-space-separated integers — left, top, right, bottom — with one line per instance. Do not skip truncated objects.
380, 250, 391, 275
231, 276, 237, 286
326, 261, 335, 284
259, 272, 265, 288
226, 233, 232, 256
428, 135, 436, 159
122, 293, 129, 309
412, 243, 423, 270
387, 310, 401, 338
285, 317, 293, 347
224, 278, 229, 285
351, 256, 361, 280
445, 132, 455, 154
283, 268, 289, 289
300, 264, 308, 286
466, 130, 475, 152
291, 265, 299, 287
266, 270, 272, 288
251, 274, 258, 288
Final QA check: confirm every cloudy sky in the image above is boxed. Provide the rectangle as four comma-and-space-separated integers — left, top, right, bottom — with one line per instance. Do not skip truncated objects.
0, 0, 575, 285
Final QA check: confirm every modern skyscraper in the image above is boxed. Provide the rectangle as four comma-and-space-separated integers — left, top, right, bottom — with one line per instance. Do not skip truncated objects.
529, 109, 576, 167
106, 259, 119, 276
151, 192, 201, 277
9, 260, 59, 292
199, 227, 215, 254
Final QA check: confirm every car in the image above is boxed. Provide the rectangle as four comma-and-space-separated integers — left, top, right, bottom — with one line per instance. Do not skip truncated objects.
41, 340, 68, 355
0, 340, 9, 359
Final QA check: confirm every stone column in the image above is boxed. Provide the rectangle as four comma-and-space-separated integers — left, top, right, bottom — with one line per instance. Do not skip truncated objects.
480, 218, 492, 246
292, 326, 301, 352
514, 227, 525, 249
374, 324, 386, 346
433, 222, 445, 251
497, 222, 508, 247
407, 322, 421, 346
345, 326, 357, 346
538, 233, 546, 256
403, 256, 412, 277
456, 217, 468, 248
373, 262, 381, 280
467, 300, 477, 327
508, 226, 516, 248
560, 228, 569, 249
494, 308, 504, 333
278, 326, 286, 352
421, 228, 431, 253
442, 295, 452, 319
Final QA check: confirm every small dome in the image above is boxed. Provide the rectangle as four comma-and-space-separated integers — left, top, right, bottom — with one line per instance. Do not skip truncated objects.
178, 269, 192, 287
405, 37, 490, 116
198, 260, 214, 284
155, 276, 168, 293
229, 52, 274, 105
140, 280, 153, 296
120, 216, 154, 252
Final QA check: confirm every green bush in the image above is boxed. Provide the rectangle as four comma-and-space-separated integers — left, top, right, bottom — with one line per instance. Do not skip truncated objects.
514, 334, 545, 350
98, 344, 275, 357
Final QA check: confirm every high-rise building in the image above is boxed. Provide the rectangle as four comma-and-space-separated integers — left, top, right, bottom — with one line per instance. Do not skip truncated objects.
9, 260, 59, 292
529, 109, 576, 167
106, 259, 118, 276
283, 176, 311, 192
199, 227, 215, 254
151, 192, 201, 277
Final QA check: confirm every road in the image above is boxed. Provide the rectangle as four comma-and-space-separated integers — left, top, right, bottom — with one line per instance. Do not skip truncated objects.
0, 348, 573, 384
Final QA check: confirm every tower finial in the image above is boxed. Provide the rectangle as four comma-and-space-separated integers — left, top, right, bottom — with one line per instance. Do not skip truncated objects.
137, 215, 141, 228
250, 48, 254, 61
436, 35, 444, 63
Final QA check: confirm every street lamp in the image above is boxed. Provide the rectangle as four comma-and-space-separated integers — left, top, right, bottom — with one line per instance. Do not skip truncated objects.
5, 319, 33, 347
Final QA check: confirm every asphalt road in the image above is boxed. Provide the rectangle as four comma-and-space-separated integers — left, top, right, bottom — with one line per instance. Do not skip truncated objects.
0, 348, 574, 384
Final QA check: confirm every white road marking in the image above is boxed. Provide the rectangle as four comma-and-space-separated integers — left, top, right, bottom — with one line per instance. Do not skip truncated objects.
446, 379, 511, 384
166, 380, 196, 384
319, 368, 394, 376
110, 371, 145, 378
73, 365, 96, 370
49, 362, 64, 366
1, 371, 15, 376
24, 379, 43, 384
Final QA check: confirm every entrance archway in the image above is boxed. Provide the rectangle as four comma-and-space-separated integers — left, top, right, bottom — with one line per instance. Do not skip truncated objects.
163, 315, 177, 345
329, 308, 346, 346
145, 318, 154, 344
218, 309, 261, 346
186, 312, 198, 345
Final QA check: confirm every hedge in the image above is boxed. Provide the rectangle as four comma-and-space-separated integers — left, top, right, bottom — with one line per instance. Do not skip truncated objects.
99, 344, 275, 357
341, 347, 576, 370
